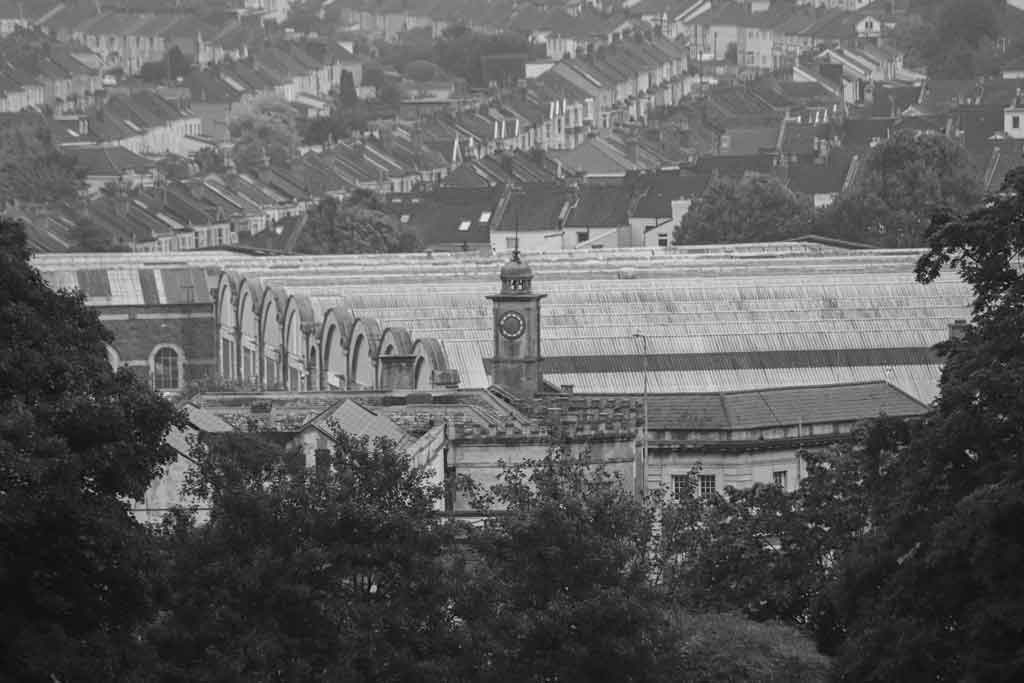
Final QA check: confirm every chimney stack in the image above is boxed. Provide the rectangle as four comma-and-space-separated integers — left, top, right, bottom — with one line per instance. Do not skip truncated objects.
948, 319, 968, 341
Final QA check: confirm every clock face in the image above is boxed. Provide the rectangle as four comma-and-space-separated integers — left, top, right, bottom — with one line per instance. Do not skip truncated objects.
499, 311, 526, 340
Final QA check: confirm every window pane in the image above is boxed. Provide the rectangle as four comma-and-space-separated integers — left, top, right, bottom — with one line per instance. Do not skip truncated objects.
699, 474, 716, 497
153, 347, 179, 390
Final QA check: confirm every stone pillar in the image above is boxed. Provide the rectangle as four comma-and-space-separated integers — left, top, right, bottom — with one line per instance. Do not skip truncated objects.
378, 355, 418, 391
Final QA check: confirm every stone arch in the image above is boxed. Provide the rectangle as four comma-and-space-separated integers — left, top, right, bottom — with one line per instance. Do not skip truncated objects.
379, 326, 414, 357
237, 279, 262, 383
259, 286, 288, 389
412, 337, 448, 390
282, 294, 317, 391
349, 317, 383, 389
105, 343, 121, 371
320, 307, 357, 389
307, 340, 320, 391
216, 271, 242, 379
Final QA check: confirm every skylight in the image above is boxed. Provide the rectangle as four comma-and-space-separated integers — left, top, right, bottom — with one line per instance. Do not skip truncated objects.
458, 220, 471, 232
479, 211, 492, 222
400, 214, 410, 223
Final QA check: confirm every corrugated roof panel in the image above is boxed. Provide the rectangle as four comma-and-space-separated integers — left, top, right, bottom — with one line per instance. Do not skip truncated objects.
138, 269, 160, 305
542, 364, 943, 404
77, 269, 111, 299
160, 268, 210, 304
107, 268, 144, 305
40, 270, 79, 292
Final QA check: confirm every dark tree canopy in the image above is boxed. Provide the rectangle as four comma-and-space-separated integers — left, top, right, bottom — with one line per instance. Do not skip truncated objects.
0, 218, 181, 681
675, 173, 811, 244
457, 449, 833, 682
666, 166, 1024, 680
826, 166, 1024, 681
0, 116, 83, 205
149, 432, 462, 681
138, 46, 193, 83
230, 96, 301, 172
294, 191, 420, 254
813, 131, 981, 247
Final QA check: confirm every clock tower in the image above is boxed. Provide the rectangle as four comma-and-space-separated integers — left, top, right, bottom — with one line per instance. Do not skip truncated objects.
487, 251, 545, 396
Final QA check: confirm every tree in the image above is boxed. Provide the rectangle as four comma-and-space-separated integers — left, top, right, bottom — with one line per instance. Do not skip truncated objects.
294, 191, 420, 254
193, 146, 228, 175
457, 448, 832, 681
148, 431, 464, 681
824, 166, 1024, 680
0, 116, 83, 205
434, 26, 535, 88
660, 418, 915, 655
890, 0, 1006, 78
338, 68, 358, 107
675, 173, 811, 244
0, 218, 181, 680
138, 46, 192, 84
814, 131, 981, 247
230, 96, 301, 173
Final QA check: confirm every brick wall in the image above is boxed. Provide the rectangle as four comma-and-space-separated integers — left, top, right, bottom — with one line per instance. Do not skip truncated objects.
97, 303, 217, 385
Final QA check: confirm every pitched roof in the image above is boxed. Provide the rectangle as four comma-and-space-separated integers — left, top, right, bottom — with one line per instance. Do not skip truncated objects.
391, 185, 501, 247
65, 145, 155, 175
645, 381, 928, 431
307, 398, 412, 446
631, 170, 712, 219
566, 183, 635, 227
496, 182, 571, 231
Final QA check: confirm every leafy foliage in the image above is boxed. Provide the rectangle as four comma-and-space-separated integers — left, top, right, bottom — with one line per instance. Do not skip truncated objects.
138, 46, 192, 84
824, 166, 1024, 681
230, 96, 301, 173
812, 131, 980, 247
0, 116, 83, 205
149, 431, 463, 682
457, 448, 832, 681
891, 0, 1007, 78
294, 191, 420, 254
0, 218, 181, 681
675, 173, 811, 244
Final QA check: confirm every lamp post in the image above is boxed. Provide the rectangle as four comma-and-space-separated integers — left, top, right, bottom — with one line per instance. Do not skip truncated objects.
632, 331, 649, 495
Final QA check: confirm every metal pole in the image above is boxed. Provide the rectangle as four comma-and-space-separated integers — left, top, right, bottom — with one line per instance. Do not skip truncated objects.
633, 332, 649, 495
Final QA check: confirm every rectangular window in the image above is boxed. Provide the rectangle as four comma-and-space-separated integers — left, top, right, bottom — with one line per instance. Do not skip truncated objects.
576, 230, 589, 244
672, 474, 689, 499
506, 236, 517, 249
658, 235, 669, 247
699, 474, 716, 497
773, 470, 788, 490
1014, 115, 1020, 129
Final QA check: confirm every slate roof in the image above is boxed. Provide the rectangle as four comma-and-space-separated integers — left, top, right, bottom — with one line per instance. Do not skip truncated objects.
780, 122, 817, 156
391, 185, 502, 247
65, 145, 155, 175
566, 183, 635, 227
840, 116, 895, 148
693, 153, 775, 178
630, 170, 712, 219
496, 182, 571, 231
785, 154, 852, 196
643, 381, 928, 431
306, 398, 411, 446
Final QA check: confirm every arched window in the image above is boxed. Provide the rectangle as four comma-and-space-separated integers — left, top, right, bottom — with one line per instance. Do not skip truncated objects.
152, 346, 181, 391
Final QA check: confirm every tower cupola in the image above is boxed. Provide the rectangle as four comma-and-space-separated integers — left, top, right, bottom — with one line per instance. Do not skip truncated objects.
487, 251, 545, 397
500, 251, 533, 293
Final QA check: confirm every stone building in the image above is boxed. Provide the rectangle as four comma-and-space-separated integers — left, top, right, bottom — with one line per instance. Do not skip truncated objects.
35, 242, 966, 497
